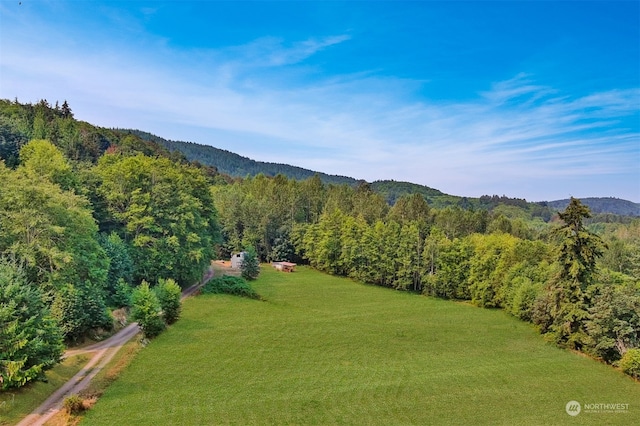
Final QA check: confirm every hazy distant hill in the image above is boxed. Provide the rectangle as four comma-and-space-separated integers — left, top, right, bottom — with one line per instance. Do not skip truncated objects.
128, 130, 359, 186
547, 198, 640, 216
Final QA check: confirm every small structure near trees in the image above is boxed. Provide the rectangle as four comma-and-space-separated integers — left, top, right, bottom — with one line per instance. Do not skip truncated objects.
272, 261, 296, 273
230, 252, 246, 269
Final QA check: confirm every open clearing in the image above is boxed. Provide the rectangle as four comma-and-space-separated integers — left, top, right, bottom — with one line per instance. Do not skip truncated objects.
83, 266, 638, 425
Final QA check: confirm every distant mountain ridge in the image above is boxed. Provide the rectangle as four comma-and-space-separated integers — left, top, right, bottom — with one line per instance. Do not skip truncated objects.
126, 129, 640, 216
546, 198, 640, 217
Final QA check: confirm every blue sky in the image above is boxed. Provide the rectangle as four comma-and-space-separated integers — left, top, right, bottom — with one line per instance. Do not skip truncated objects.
1, 1, 638, 202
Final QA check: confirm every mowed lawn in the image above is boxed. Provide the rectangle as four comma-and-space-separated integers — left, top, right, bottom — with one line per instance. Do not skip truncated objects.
83, 266, 639, 425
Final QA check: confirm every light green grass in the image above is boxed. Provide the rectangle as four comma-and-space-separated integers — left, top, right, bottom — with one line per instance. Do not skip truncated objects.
0, 355, 88, 426
83, 266, 639, 425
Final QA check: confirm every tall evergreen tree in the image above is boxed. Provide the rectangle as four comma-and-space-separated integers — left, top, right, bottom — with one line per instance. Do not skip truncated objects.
546, 198, 606, 349
240, 246, 260, 281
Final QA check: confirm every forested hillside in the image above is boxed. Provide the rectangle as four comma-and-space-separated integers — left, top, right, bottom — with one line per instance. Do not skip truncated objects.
127, 129, 358, 186
1, 98, 639, 389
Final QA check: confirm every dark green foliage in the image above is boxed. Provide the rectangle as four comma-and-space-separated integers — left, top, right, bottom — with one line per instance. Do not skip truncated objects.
201, 275, 258, 299
0, 259, 64, 390
95, 154, 220, 287
240, 247, 260, 281
619, 348, 640, 379
111, 278, 133, 308
99, 232, 134, 306
0, 115, 28, 167
544, 198, 606, 349
2, 98, 639, 382
50, 284, 86, 342
155, 278, 182, 325
80, 282, 113, 331
131, 281, 165, 338
270, 230, 297, 263
555, 197, 606, 286
585, 277, 640, 362
370, 180, 444, 205
50, 283, 111, 343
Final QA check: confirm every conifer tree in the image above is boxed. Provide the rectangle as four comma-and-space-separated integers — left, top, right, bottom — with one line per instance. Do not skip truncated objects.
240, 246, 260, 280
548, 197, 606, 349
0, 259, 64, 389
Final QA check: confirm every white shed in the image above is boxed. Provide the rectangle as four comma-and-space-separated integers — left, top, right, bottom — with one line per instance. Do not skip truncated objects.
230, 252, 246, 269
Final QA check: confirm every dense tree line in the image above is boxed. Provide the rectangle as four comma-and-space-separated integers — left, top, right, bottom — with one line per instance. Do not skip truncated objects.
293, 197, 639, 375
209, 172, 639, 367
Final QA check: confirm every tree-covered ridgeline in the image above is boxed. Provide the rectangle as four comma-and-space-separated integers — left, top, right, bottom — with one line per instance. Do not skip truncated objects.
0, 98, 638, 387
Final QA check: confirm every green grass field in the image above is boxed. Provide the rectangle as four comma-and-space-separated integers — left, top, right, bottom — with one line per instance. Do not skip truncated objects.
83, 266, 638, 425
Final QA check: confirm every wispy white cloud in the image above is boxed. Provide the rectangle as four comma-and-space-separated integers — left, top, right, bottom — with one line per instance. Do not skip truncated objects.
219, 35, 351, 68
0, 6, 638, 202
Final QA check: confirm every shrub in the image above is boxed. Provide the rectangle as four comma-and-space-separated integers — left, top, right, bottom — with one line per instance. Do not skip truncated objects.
155, 278, 182, 324
131, 281, 166, 338
63, 394, 85, 415
201, 275, 258, 299
619, 349, 640, 379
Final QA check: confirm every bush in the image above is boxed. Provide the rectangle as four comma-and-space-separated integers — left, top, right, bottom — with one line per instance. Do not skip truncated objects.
619, 349, 640, 379
63, 394, 85, 415
131, 281, 166, 338
155, 278, 182, 325
201, 275, 259, 299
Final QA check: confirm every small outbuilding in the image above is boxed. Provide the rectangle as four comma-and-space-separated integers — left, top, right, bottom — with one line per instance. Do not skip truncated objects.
230, 252, 246, 269
272, 261, 296, 272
